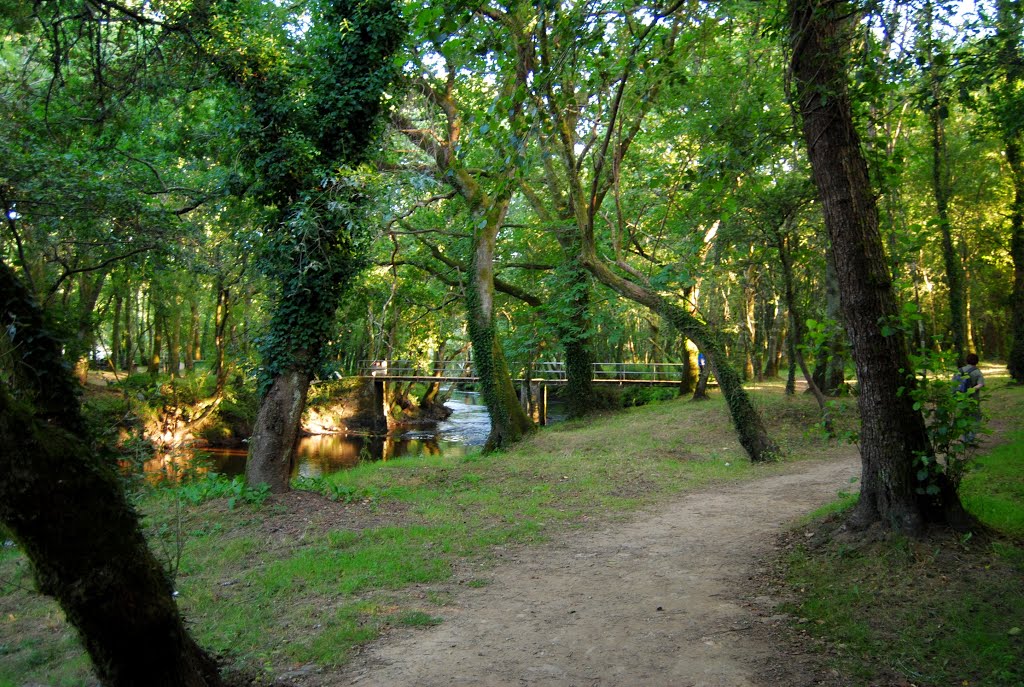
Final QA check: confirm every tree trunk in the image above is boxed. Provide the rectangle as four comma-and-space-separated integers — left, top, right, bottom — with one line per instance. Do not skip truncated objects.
998, 0, 1024, 383
111, 292, 122, 374
582, 255, 778, 462
789, 0, 966, 533
245, 367, 311, 493
556, 256, 597, 418
185, 292, 200, 372
71, 271, 106, 383
169, 303, 182, 379
740, 265, 757, 381
823, 253, 846, 394
776, 231, 831, 427
922, 2, 967, 363
467, 222, 534, 451
0, 260, 222, 687
149, 294, 163, 377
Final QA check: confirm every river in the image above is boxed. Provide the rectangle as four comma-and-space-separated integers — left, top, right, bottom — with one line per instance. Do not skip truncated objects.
151, 391, 501, 480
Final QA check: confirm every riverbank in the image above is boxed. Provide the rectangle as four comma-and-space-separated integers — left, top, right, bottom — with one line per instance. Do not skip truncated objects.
1, 375, 1020, 685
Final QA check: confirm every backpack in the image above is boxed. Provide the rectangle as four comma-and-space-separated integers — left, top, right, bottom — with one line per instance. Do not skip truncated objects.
955, 365, 978, 394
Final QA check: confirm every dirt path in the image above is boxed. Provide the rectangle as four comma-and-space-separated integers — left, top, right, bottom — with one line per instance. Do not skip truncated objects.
336, 455, 860, 687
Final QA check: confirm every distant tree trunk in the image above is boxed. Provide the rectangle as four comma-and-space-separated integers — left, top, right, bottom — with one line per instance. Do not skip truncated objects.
149, 304, 163, 376
921, 1, 967, 363
123, 287, 135, 372
169, 303, 182, 379
997, 0, 1024, 383
785, 326, 797, 396
692, 355, 712, 401
185, 292, 200, 372
213, 284, 230, 382
740, 264, 757, 380
0, 260, 223, 687
71, 271, 106, 383
823, 254, 846, 394
775, 230, 831, 427
789, 0, 966, 532
763, 295, 784, 379
111, 292, 122, 374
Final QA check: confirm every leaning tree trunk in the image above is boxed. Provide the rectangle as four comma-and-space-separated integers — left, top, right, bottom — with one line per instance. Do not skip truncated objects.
245, 366, 311, 493
581, 255, 778, 462
789, 0, 966, 533
0, 260, 223, 687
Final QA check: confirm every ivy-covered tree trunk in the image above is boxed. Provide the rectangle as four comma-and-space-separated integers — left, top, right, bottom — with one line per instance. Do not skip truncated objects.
582, 255, 778, 462
0, 260, 223, 687
207, 0, 403, 490
467, 219, 534, 451
789, 0, 966, 532
555, 255, 597, 419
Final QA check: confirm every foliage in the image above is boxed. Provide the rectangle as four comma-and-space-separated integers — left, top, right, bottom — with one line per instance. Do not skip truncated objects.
887, 303, 985, 493
173, 474, 270, 510
292, 475, 380, 503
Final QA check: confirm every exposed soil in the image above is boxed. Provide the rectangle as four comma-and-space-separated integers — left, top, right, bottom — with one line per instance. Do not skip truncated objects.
274, 455, 863, 687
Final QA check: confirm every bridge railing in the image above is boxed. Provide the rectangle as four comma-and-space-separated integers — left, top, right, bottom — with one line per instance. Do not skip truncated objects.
357, 360, 691, 382
356, 360, 473, 378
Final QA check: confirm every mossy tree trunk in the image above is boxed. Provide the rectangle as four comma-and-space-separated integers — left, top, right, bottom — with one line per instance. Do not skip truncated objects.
466, 203, 535, 451
789, 0, 966, 533
581, 252, 778, 462
0, 260, 223, 687
246, 365, 312, 493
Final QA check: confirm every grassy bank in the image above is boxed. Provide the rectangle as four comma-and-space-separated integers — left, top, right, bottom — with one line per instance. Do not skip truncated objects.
4, 376, 1020, 686
777, 374, 1024, 687
0, 381, 844, 685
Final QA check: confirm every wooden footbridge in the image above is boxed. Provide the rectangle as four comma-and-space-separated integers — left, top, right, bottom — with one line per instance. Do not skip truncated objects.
356, 361, 696, 428
357, 360, 693, 386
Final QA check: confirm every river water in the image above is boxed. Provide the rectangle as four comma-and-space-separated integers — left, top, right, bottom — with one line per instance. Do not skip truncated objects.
166, 391, 496, 480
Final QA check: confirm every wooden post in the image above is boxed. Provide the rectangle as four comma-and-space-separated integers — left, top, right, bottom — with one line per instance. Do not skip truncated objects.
539, 383, 548, 427
373, 379, 388, 433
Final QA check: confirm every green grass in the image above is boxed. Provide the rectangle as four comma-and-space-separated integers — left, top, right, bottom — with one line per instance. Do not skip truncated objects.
961, 433, 1024, 537
0, 378, 988, 684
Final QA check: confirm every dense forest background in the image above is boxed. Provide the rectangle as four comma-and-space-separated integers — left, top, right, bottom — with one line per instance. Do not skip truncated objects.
3, 0, 1019, 402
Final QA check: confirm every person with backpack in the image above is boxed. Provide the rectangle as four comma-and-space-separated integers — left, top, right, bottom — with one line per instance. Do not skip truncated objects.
955, 353, 985, 444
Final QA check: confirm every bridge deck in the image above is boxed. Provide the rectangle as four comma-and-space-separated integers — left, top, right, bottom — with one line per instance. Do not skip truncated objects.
360, 374, 687, 387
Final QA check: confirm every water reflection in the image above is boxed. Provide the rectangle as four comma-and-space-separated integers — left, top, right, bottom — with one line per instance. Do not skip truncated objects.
158, 390, 495, 480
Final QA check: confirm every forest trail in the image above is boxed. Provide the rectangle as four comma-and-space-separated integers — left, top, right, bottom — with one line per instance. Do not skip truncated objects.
334, 454, 861, 687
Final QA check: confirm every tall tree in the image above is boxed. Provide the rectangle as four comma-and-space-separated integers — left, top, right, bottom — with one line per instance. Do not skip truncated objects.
993, 0, 1024, 382
788, 0, 966, 532
200, 0, 404, 491
918, 0, 967, 362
